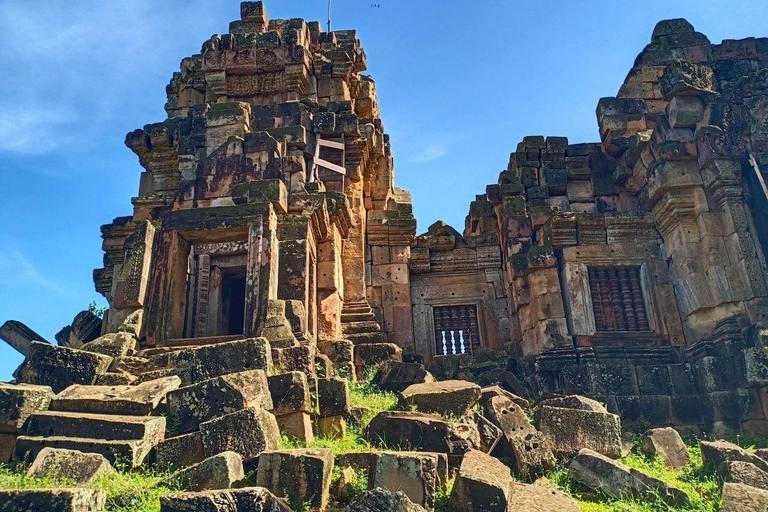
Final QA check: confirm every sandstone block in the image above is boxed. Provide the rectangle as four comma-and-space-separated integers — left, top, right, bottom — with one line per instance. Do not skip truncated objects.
318, 415, 347, 439
81, 332, 138, 359
485, 395, 554, 478
171, 451, 244, 492
276, 411, 314, 443
371, 452, 438, 509
16, 342, 113, 393
159, 487, 293, 512
373, 361, 434, 393
0, 433, 15, 463
507, 481, 581, 512
364, 411, 480, 455
0, 382, 54, 433
446, 449, 512, 512
462, 410, 502, 454
52, 376, 181, 416
398, 380, 480, 417
317, 377, 351, 417
569, 448, 689, 507
354, 343, 402, 378
480, 384, 529, 409
256, 448, 334, 511
535, 395, 622, 459
26, 447, 114, 484
718, 460, 768, 490
345, 487, 426, 512
268, 371, 311, 415
0, 488, 107, 512
155, 431, 207, 471
167, 370, 272, 434
173, 338, 273, 385
640, 427, 690, 468
701, 440, 768, 472
721, 482, 768, 512
200, 406, 280, 462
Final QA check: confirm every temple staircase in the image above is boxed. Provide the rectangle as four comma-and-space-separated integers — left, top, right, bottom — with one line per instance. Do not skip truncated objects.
341, 300, 387, 344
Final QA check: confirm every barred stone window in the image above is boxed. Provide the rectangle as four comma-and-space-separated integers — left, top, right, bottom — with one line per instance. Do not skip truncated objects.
434, 305, 481, 355
588, 266, 650, 332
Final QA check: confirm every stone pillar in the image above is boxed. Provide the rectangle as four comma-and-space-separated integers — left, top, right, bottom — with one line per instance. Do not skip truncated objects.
342, 179, 367, 303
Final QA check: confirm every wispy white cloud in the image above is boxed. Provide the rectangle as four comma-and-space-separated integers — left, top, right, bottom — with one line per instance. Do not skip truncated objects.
0, 106, 77, 155
407, 142, 448, 163
0, 248, 76, 297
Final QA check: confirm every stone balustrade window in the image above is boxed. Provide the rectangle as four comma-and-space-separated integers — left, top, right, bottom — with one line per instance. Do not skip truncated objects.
433, 305, 481, 355
588, 266, 650, 332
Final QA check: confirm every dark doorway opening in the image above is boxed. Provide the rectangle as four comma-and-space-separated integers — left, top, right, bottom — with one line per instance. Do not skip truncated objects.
221, 267, 246, 335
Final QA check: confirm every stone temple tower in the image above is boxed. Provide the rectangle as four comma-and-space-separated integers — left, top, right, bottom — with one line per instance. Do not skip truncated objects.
94, 2, 416, 359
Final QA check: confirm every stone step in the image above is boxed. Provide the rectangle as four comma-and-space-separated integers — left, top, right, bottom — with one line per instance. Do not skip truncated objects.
346, 332, 387, 344
341, 312, 377, 323
26, 411, 165, 443
342, 321, 383, 335
13, 435, 152, 468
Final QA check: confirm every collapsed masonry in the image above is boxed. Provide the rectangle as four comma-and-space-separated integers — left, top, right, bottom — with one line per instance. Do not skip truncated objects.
4, 6, 768, 440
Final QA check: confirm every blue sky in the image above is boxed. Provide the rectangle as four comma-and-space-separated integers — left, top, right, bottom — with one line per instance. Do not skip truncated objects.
1, 0, 766, 380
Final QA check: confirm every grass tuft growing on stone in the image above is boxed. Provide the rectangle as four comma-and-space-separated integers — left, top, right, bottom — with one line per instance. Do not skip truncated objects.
551, 440, 722, 512
0, 463, 181, 512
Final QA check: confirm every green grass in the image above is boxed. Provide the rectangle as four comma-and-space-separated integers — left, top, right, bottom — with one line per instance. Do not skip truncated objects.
0, 464, 181, 512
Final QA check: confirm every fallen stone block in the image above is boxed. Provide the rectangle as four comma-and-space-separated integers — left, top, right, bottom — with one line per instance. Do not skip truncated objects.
462, 410, 502, 454
372, 361, 434, 393
480, 384, 529, 409
94, 372, 136, 385
16, 342, 113, 393
398, 380, 481, 417
171, 451, 244, 492
159, 487, 293, 512
200, 406, 280, 462
370, 452, 438, 509
0, 382, 54, 433
167, 370, 272, 434
51, 376, 181, 416
569, 448, 690, 507
506, 481, 581, 512
26, 447, 115, 484
256, 448, 333, 511
81, 332, 138, 359
161, 338, 273, 385
701, 440, 768, 472
318, 340, 354, 379
485, 395, 554, 478
721, 482, 768, 512
0, 433, 15, 463
272, 345, 314, 382
476, 369, 529, 398
446, 449, 512, 512
276, 411, 314, 443
155, 431, 207, 471
354, 343, 402, 379
718, 460, 768, 490
364, 411, 480, 455
0, 488, 107, 512
345, 487, 426, 512
640, 427, 690, 468
0, 320, 48, 356
534, 395, 622, 459
318, 377, 351, 417
318, 415, 347, 439
19, 411, 166, 468
268, 371, 311, 415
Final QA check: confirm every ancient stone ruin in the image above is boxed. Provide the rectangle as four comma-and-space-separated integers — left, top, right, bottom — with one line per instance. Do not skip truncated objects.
4, 3, 768, 511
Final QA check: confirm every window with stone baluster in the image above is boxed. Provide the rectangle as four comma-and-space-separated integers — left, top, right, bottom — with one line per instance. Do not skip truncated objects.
587, 266, 650, 332
433, 305, 481, 355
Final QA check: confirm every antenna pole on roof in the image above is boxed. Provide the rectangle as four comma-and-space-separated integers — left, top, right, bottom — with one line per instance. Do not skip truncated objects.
327, 0, 332, 33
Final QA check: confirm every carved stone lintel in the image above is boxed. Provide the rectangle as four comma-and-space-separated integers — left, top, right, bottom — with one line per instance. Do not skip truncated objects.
196, 240, 248, 255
